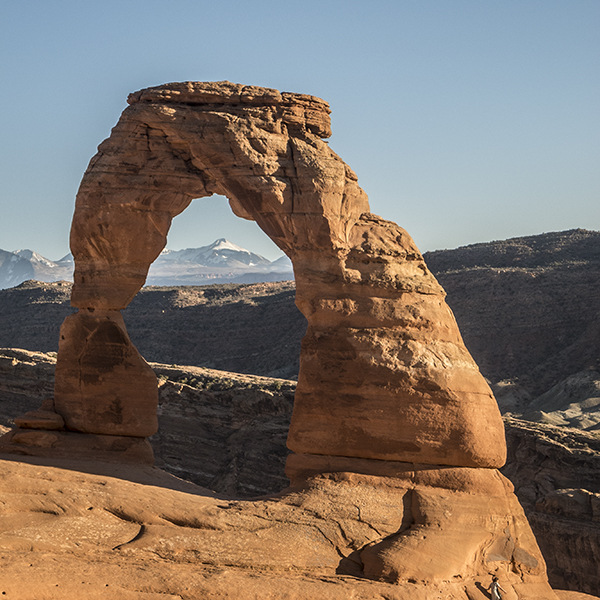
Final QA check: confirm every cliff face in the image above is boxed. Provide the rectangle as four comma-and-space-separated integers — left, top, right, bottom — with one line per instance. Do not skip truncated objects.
0, 280, 305, 380
424, 229, 600, 397
0, 280, 74, 353
502, 419, 600, 594
149, 364, 295, 497
124, 282, 305, 380
0, 348, 56, 428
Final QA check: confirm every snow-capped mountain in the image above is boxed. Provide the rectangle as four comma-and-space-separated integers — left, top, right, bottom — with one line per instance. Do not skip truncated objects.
147, 238, 292, 286
0, 249, 73, 289
157, 239, 271, 268
14, 249, 58, 268
0, 250, 35, 289
0, 240, 293, 289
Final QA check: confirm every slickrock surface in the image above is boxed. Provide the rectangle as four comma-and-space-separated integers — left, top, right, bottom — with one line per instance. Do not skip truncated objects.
0, 82, 558, 596
2, 349, 599, 595
0, 456, 567, 600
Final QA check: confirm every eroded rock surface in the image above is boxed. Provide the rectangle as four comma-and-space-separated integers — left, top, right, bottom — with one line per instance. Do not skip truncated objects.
425, 229, 600, 400
0, 82, 558, 596
0, 456, 565, 600
1, 350, 599, 595
57, 81, 506, 468
54, 310, 158, 437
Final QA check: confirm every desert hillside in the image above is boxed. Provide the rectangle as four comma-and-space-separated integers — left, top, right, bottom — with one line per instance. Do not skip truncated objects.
425, 228, 600, 399
0, 280, 305, 380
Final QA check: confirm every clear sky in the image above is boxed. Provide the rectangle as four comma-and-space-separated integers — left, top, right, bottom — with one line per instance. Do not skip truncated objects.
1, 0, 598, 261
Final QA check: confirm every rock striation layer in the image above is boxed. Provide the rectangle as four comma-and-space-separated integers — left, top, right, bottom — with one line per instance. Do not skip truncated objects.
1, 82, 558, 596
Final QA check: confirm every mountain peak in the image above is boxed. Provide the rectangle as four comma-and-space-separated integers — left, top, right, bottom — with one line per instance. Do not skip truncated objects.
208, 238, 248, 253
13, 249, 59, 268
13, 249, 35, 260
157, 239, 271, 267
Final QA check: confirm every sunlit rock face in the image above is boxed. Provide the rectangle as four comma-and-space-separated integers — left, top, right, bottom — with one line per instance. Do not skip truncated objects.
60, 81, 505, 467
54, 309, 158, 437
40, 81, 557, 596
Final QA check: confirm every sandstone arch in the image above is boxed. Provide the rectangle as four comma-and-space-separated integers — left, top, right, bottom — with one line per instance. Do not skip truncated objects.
0, 82, 560, 597
54, 81, 506, 470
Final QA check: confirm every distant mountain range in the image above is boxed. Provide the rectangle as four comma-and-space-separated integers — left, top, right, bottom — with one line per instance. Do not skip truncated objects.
0, 249, 73, 290
0, 239, 293, 289
146, 239, 293, 286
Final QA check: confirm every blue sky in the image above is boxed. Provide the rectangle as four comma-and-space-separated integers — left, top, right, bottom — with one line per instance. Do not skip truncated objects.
1, 0, 598, 260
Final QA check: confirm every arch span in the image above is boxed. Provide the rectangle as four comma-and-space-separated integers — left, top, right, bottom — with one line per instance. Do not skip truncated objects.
54, 81, 506, 469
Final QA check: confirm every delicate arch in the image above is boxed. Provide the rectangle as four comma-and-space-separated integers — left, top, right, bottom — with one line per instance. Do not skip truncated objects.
54, 81, 506, 469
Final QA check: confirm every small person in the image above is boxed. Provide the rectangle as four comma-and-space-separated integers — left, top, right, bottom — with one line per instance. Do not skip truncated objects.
489, 575, 507, 600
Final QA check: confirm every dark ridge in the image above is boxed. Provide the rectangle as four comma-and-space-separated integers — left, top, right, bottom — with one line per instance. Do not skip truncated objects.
424, 228, 600, 272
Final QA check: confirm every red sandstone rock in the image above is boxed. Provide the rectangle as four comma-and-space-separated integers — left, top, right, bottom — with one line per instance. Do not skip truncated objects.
54, 310, 158, 437
290, 214, 505, 467
0, 457, 564, 599
0, 82, 560, 597
0, 429, 154, 464
14, 398, 65, 430
59, 81, 505, 468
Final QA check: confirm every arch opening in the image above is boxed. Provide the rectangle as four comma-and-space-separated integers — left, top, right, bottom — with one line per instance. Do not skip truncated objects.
120, 192, 306, 385
166, 195, 285, 260
144, 194, 292, 287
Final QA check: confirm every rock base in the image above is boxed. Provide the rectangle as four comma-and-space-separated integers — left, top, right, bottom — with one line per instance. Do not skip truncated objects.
287, 453, 554, 592
0, 428, 154, 465
0, 397, 154, 465
0, 456, 564, 599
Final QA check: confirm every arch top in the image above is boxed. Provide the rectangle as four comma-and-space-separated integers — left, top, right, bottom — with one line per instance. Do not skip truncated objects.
127, 80, 332, 139
70, 80, 368, 310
